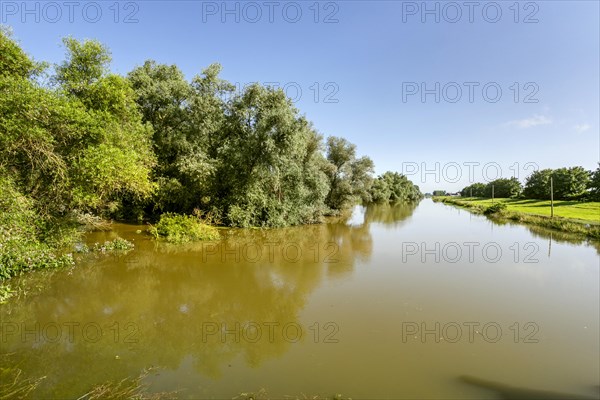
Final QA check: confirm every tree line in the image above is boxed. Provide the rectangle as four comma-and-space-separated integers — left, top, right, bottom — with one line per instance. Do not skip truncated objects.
0, 30, 421, 276
459, 166, 600, 201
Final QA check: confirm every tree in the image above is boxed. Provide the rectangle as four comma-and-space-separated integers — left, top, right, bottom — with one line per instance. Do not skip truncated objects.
524, 169, 552, 199
551, 167, 590, 200
484, 177, 522, 198
369, 172, 422, 203
370, 177, 392, 203
54, 39, 155, 215
55, 37, 111, 98
524, 167, 591, 200
213, 84, 329, 227
324, 136, 374, 210
128, 61, 226, 213
128, 61, 334, 226
0, 33, 155, 275
460, 183, 486, 197
588, 164, 600, 201
0, 26, 37, 78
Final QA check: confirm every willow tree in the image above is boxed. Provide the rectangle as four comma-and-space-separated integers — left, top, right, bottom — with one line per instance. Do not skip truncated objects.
324, 136, 374, 210
213, 84, 329, 227
128, 61, 225, 213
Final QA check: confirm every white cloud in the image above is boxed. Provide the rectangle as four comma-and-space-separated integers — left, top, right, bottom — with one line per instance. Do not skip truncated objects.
573, 123, 590, 133
506, 114, 552, 129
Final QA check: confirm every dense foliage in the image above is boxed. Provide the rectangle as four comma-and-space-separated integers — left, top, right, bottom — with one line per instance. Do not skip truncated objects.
369, 172, 423, 203
0, 30, 422, 278
523, 167, 591, 200
0, 30, 154, 278
589, 164, 600, 201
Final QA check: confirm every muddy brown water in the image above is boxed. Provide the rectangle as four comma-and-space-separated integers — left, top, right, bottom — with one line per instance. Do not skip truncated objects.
1, 200, 598, 399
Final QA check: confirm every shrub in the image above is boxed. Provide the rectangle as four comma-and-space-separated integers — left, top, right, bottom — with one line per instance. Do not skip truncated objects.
149, 213, 220, 243
0, 176, 75, 280
483, 203, 507, 215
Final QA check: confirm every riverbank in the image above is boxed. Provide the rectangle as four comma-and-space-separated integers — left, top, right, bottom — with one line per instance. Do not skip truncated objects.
433, 197, 600, 239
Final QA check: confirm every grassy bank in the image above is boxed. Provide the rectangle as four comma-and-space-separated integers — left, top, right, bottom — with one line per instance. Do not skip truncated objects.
433, 197, 600, 239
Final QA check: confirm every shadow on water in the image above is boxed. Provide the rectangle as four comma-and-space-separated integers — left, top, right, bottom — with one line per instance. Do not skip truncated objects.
459, 375, 599, 400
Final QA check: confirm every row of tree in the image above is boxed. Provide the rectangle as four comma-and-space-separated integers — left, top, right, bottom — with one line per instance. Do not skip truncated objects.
0, 30, 422, 233
459, 166, 600, 200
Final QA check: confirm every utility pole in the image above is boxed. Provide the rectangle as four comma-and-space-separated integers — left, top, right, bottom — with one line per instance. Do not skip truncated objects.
470, 188, 473, 198
492, 185, 495, 203
550, 176, 554, 218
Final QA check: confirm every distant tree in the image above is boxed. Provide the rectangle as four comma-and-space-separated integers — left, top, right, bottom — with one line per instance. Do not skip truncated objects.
484, 177, 522, 198
460, 183, 486, 197
551, 167, 590, 200
432, 190, 447, 196
523, 169, 552, 199
524, 167, 591, 200
588, 164, 600, 201
369, 172, 422, 203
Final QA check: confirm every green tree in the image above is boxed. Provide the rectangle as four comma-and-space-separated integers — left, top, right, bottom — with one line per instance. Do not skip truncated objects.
55, 37, 111, 98
370, 172, 422, 203
484, 177, 522, 198
128, 61, 226, 213
370, 177, 391, 203
551, 167, 590, 200
0, 27, 37, 78
460, 183, 486, 197
524, 169, 552, 199
588, 164, 600, 201
324, 136, 374, 210
214, 84, 329, 226
524, 167, 591, 200
55, 38, 155, 215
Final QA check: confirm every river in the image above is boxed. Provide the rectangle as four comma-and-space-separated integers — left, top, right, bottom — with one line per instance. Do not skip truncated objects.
1, 199, 599, 399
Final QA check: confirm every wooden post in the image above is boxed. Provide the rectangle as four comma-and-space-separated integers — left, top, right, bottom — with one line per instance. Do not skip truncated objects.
550, 177, 554, 218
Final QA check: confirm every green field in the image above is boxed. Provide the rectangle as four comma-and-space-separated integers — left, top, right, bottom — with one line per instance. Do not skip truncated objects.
437, 197, 600, 224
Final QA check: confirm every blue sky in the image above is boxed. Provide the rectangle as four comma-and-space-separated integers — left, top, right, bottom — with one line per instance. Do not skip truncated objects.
3, 0, 599, 192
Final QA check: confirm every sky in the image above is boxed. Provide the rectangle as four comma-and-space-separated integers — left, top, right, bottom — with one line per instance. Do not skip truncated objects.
2, 0, 599, 192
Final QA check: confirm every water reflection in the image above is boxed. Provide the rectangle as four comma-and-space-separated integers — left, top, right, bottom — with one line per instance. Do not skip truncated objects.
0, 206, 389, 398
1, 201, 598, 399
363, 202, 419, 227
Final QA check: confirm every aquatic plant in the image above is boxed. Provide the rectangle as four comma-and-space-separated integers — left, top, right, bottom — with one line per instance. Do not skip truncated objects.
148, 213, 220, 244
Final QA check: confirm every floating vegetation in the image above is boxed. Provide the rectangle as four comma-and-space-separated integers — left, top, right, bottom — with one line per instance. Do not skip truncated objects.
75, 237, 135, 254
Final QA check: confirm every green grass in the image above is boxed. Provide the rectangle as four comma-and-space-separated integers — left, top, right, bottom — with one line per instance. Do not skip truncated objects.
441, 197, 600, 224
433, 197, 600, 239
